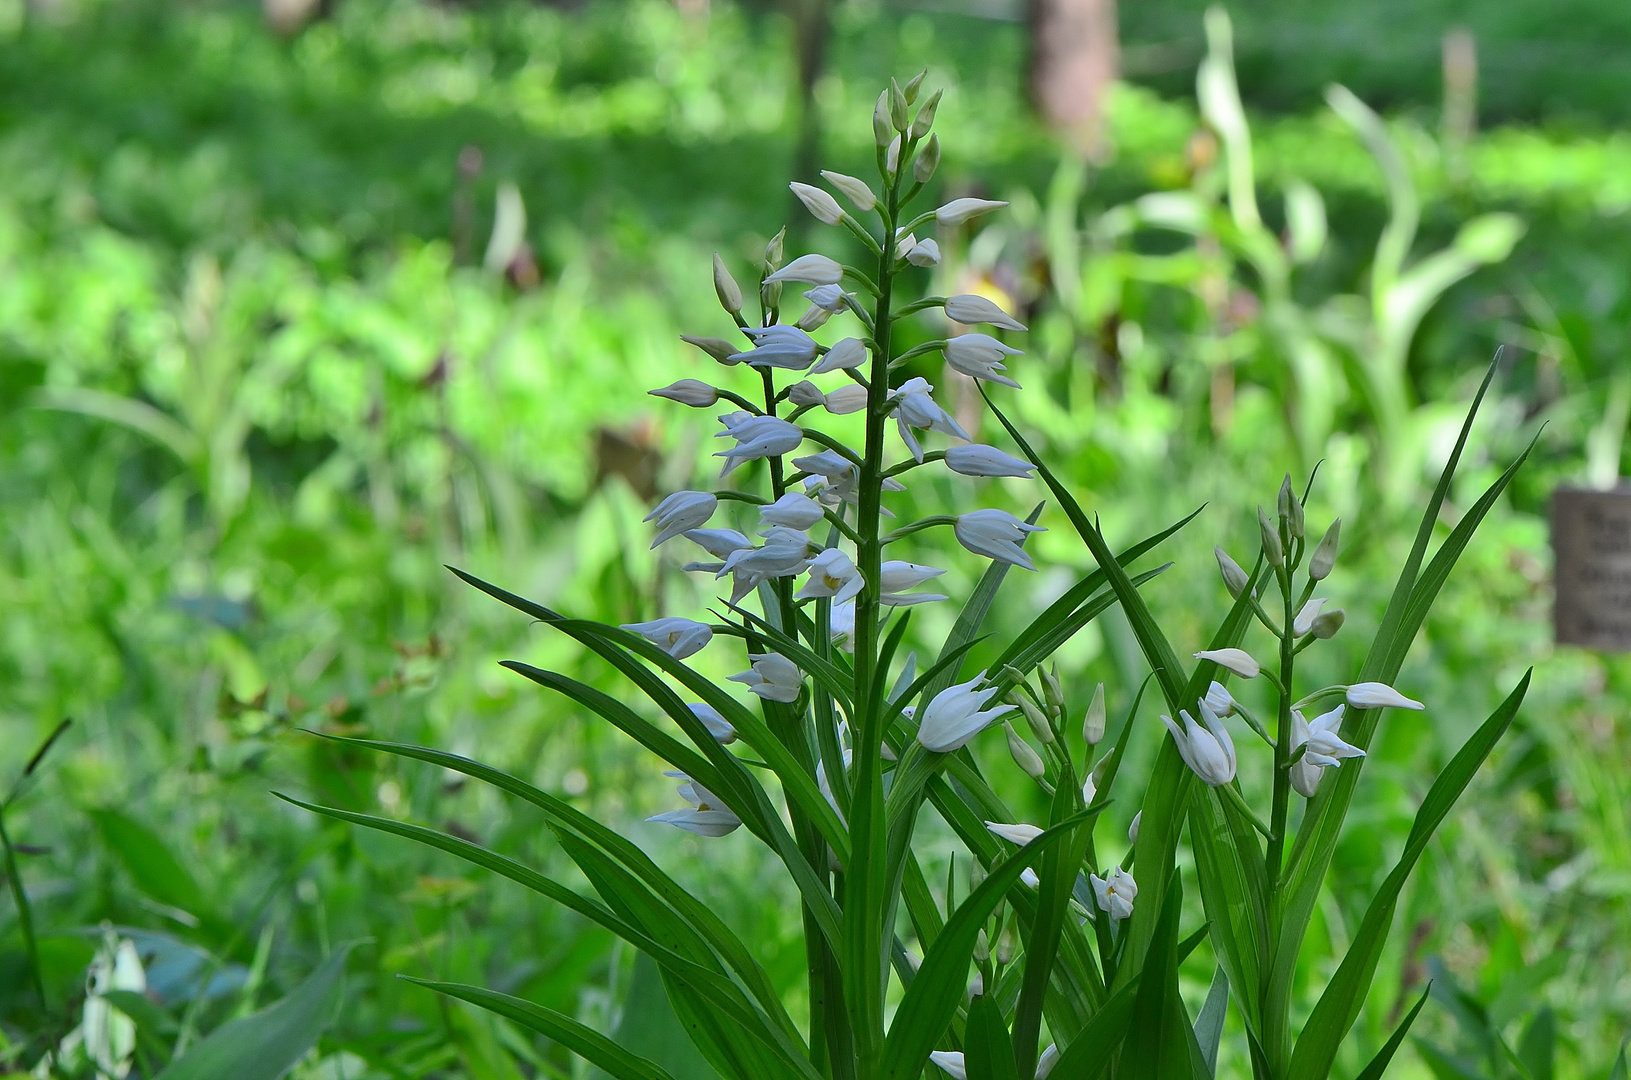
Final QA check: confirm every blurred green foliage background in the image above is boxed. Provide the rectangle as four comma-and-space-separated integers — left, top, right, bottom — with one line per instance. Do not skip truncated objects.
0, 0, 1627, 1076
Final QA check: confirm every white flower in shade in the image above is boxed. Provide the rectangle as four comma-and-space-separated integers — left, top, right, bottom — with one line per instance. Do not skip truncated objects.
763, 253, 843, 286
1090, 867, 1138, 921
759, 492, 825, 530
916, 675, 1016, 753
986, 821, 1044, 845
944, 333, 1023, 388
1019, 867, 1041, 889
787, 380, 826, 407
687, 702, 736, 744
648, 379, 718, 406
719, 529, 810, 583
1162, 702, 1237, 786
1128, 810, 1141, 843
684, 528, 752, 560
894, 229, 917, 260
1293, 597, 1328, 637
936, 198, 1009, 227
1036, 1044, 1060, 1080
789, 182, 844, 225
644, 491, 717, 547
714, 416, 804, 475
1204, 680, 1237, 716
648, 773, 741, 837
955, 509, 1045, 571
823, 383, 869, 415
945, 443, 1035, 478
794, 304, 832, 332
906, 237, 941, 267
1194, 648, 1261, 679
620, 618, 713, 660
728, 325, 819, 369
820, 170, 875, 211
1346, 682, 1425, 711
804, 283, 850, 311
891, 377, 971, 462
1289, 704, 1365, 797
879, 560, 947, 606
1081, 774, 1097, 804
798, 548, 865, 604
829, 600, 856, 652
945, 294, 1027, 332
728, 653, 804, 703
810, 336, 867, 374
929, 1051, 967, 1080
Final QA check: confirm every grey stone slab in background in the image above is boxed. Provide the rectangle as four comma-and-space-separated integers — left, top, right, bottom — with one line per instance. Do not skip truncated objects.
1552, 486, 1631, 651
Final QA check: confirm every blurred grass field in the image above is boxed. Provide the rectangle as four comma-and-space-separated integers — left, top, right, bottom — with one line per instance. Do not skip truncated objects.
0, 0, 1628, 1076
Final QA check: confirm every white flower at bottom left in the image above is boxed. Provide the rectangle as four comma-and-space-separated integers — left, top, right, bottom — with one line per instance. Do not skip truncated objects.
648, 773, 742, 837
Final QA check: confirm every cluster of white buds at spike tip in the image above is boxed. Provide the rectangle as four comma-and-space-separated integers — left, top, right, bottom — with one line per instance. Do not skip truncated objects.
956, 509, 1046, 571
1090, 866, 1137, 920
916, 676, 1016, 753
1289, 704, 1365, 797
644, 491, 716, 547
620, 617, 713, 660
1162, 701, 1237, 786
648, 773, 742, 837
728, 654, 804, 703
943, 333, 1023, 387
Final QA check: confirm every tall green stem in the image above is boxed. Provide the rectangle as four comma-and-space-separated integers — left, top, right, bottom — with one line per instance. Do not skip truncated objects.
1264, 560, 1296, 1076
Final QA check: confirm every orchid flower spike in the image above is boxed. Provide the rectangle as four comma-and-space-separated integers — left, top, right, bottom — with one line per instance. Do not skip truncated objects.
620, 617, 713, 660
1162, 701, 1237, 786
1194, 647, 1260, 679
916, 675, 1016, 753
1346, 682, 1425, 711
955, 509, 1045, 571
943, 333, 1023, 388
645, 491, 717, 547
647, 774, 741, 837
728, 653, 804, 703
1090, 866, 1138, 920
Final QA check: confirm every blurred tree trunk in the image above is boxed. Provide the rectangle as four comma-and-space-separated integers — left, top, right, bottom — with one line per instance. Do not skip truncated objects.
1028, 0, 1118, 155
789, 0, 832, 207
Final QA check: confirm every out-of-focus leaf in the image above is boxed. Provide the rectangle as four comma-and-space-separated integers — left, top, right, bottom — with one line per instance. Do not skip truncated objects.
88, 810, 211, 925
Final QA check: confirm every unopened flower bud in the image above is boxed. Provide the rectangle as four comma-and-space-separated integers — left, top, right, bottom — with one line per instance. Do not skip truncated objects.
1083, 682, 1106, 745
889, 79, 909, 132
914, 134, 940, 183
1128, 810, 1141, 844
680, 335, 741, 364
810, 336, 867, 374
996, 923, 1018, 965
1016, 694, 1054, 744
790, 182, 844, 226
1215, 546, 1249, 599
935, 197, 1008, 227
763, 227, 785, 273
873, 90, 893, 146
902, 68, 927, 105
1278, 474, 1304, 538
649, 379, 718, 407
1042, 663, 1064, 715
761, 227, 786, 309
1005, 723, 1046, 780
1258, 505, 1283, 567
1081, 774, 1096, 805
906, 238, 941, 267
1309, 608, 1345, 639
794, 305, 831, 332
911, 88, 942, 139
973, 928, 990, 963
821, 170, 876, 212
712, 253, 742, 314
886, 136, 902, 178
1310, 519, 1340, 580
787, 381, 826, 407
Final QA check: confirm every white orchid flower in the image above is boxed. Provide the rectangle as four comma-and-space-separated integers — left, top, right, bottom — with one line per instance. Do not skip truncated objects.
906, 237, 941, 266
986, 821, 1043, 845
714, 415, 803, 475
789, 182, 844, 225
890, 376, 971, 462
798, 548, 865, 604
1162, 701, 1237, 786
944, 443, 1035, 477
1090, 867, 1138, 920
644, 490, 717, 547
943, 333, 1023, 388
1194, 647, 1261, 679
759, 492, 825, 530
929, 1051, 967, 1080
1128, 810, 1141, 843
787, 380, 826, 407
763, 253, 843, 286
728, 653, 804, 703
810, 336, 867, 374
728, 324, 819, 370
620, 617, 712, 660
1204, 680, 1237, 716
803, 283, 850, 311
683, 528, 752, 560
1036, 1043, 1060, 1079
1288, 704, 1365, 798
829, 599, 856, 652
687, 702, 736, 744
1019, 867, 1041, 889
879, 560, 947, 606
916, 675, 1016, 753
820, 170, 876, 211
935, 198, 1009, 226
955, 509, 1045, 571
648, 379, 718, 407
822, 384, 869, 415
944, 293, 1027, 332
1293, 597, 1328, 637
1346, 682, 1425, 711
648, 773, 741, 837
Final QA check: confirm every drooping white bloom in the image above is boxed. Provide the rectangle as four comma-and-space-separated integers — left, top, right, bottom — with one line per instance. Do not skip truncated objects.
879, 560, 947, 606
644, 490, 717, 547
955, 509, 1045, 571
728, 653, 804, 703
822, 383, 869, 415
1289, 712, 1322, 798
945, 294, 1027, 332
1302, 704, 1364, 767
894, 229, 917, 260
1293, 597, 1328, 637
1194, 648, 1261, 679
648, 379, 718, 407
936, 198, 1009, 227
916, 675, 1016, 753
719, 528, 810, 583
830, 599, 856, 652
906, 237, 941, 267
803, 283, 850, 311
810, 336, 867, 374
684, 528, 753, 560
1161, 702, 1237, 786
1204, 680, 1237, 716
944, 333, 1023, 388
714, 415, 804, 475
728, 325, 819, 370
1346, 682, 1425, 711
1036, 1044, 1060, 1080
789, 182, 844, 225
760, 492, 825, 530
763, 253, 843, 286
945, 443, 1035, 478
620, 617, 713, 660
986, 820, 1044, 845
687, 702, 737, 744
648, 773, 741, 837
787, 380, 826, 407
820, 170, 876, 211
891, 377, 971, 462
929, 1051, 967, 1080
798, 548, 865, 604
1090, 867, 1138, 921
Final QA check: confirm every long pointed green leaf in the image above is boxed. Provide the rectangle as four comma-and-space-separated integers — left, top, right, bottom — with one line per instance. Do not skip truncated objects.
1194, 967, 1230, 1078
965, 994, 1021, 1080
1353, 985, 1431, 1080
